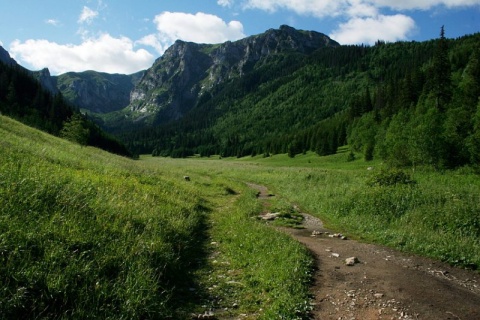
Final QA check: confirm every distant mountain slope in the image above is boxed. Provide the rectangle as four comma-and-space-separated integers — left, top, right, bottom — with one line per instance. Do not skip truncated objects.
33, 68, 59, 95
55, 70, 144, 113
0, 45, 58, 94
0, 50, 132, 157
125, 25, 339, 125
0, 46, 16, 66
119, 30, 480, 167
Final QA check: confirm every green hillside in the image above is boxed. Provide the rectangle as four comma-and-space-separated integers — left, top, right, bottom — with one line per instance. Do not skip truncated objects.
121, 30, 480, 170
0, 115, 206, 318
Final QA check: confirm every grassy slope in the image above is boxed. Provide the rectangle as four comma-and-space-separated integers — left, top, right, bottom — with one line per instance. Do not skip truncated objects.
0, 115, 212, 318
0, 115, 313, 319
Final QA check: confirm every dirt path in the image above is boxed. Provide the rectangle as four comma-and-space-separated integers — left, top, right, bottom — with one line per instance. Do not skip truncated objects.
249, 183, 480, 320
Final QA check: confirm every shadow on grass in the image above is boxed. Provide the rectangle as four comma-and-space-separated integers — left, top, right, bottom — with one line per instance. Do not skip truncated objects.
166, 201, 217, 319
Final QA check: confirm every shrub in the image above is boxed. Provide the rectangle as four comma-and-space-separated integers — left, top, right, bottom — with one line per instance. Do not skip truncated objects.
368, 168, 416, 187
346, 151, 355, 162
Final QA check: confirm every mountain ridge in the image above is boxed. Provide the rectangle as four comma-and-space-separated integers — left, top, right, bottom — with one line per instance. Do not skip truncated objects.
0, 45, 58, 94
54, 70, 144, 114
126, 25, 339, 125
3, 26, 479, 168
3, 25, 338, 122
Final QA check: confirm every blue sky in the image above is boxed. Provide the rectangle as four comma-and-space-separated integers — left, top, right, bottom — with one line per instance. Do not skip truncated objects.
1, 0, 479, 75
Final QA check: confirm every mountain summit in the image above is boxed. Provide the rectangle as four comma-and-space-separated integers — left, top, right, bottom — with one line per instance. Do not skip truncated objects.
127, 25, 339, 125
0, 45, 58, 94
0, 45, 16, 67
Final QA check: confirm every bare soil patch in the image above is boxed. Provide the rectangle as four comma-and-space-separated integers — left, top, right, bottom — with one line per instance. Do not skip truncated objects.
249, 183, 480, 320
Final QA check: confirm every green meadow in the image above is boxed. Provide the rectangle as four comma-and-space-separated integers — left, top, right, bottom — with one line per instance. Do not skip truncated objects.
1, 115, 479, 319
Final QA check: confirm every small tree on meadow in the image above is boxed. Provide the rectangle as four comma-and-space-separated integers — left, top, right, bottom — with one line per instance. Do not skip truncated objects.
60, 113, 90, 146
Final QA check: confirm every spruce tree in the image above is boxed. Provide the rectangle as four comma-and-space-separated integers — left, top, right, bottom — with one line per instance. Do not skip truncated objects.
432, 26, 452, 111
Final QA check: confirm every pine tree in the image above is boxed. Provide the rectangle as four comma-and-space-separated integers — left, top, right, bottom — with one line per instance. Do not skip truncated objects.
431, 26, 452, 111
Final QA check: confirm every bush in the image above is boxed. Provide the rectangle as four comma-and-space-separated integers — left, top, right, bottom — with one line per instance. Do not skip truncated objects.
346, 151, 356, 162
368, 168, 416, 186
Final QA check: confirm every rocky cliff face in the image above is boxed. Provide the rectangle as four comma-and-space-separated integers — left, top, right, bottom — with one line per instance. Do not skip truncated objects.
33, 68, 58, 95
55, 71, 144, 113
128, 25, 339, 124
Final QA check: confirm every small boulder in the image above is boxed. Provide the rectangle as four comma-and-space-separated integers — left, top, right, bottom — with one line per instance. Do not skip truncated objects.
260, 212, 281, 221
345, 257, 359, 266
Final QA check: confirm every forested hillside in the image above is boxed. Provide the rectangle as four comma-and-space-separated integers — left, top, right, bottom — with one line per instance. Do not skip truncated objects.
121, 28, 479, 169
349, 28, 480, 169
0, 59, 132, 157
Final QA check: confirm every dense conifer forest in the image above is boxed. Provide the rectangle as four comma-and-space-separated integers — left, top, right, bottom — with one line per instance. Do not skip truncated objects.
121, 29, 480, 169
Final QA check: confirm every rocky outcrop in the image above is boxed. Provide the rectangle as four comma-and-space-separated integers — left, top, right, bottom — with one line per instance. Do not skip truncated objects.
33, 68, 58, 95
128, 25, 339, 124
3, 26, 339, 124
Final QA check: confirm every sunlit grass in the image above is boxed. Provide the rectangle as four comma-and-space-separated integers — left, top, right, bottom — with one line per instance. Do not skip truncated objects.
2, 114, 478, 319
195, 152, 480, 270
0, 116, 211, 319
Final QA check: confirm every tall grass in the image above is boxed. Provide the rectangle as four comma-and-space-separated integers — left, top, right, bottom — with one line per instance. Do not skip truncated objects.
208, 179, 313, 319
141, 157, 315, 319
0, 116, 209, 319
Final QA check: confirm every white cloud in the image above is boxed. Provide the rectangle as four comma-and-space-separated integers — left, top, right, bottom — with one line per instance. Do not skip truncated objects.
346, 0, 379, 17
218, 0, 235, 7
371, 0, 480, 10
78, 6, 99, 24
235, 0, 480, 16
137, 12, 245, 55
329, 14, 416, 44
45, 19, 60, 26
135, 34, 167, 55
154, 12, 245, 44
10, 34, 155, 75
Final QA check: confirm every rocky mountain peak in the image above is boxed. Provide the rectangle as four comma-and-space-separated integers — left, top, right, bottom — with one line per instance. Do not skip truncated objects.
0, 45, 17, 66
33, 68, 58, 94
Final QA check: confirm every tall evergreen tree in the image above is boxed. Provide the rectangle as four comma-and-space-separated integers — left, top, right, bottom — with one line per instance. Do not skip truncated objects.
431, 26, 452, 111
